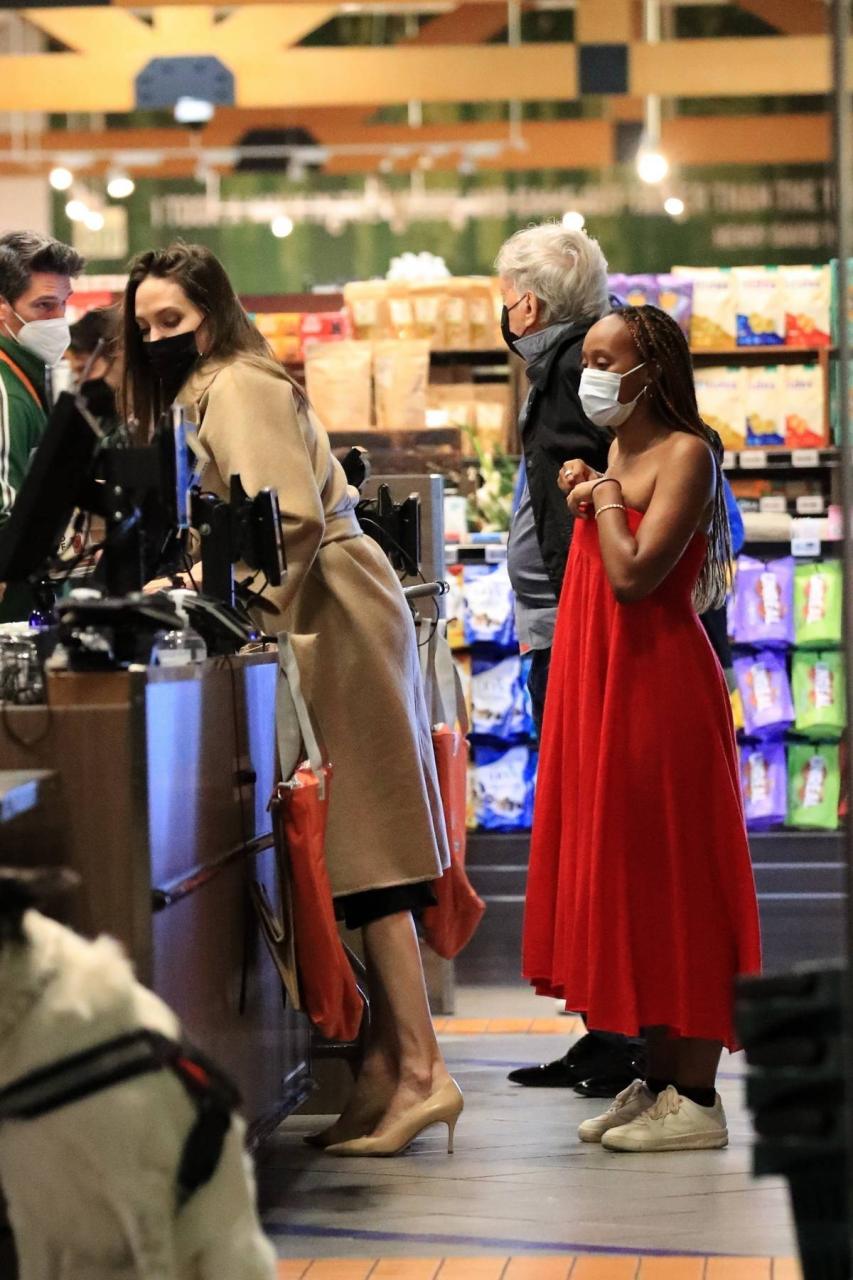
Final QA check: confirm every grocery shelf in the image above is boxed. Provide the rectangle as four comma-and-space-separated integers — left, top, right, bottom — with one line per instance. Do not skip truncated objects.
723, 446, 839, 471
692, 345, 835, 361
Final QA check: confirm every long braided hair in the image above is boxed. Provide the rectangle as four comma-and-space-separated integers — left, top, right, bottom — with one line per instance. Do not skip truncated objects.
614, 304, 732, 613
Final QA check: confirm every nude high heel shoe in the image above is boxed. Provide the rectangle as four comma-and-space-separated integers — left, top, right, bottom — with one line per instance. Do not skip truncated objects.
324, 1079, 463, 1157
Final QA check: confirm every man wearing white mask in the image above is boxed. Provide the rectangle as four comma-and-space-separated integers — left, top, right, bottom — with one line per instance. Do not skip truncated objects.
0, 231, 84, 619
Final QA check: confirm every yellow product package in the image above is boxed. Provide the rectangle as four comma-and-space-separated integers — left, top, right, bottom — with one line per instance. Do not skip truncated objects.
444, 279, 473, 349
410, 283, 446, 346
782, 265, 832, 348
734, 266, 785, 346
386, 284, 417, 341
693, 365, 747, 450
468, 277, 502, 348
343, 280, 391, 341
304, 339, 374, 430
373, 339, 431, 429
746, 365, 785, 447
784, 363, 827, 449
672, 267, 736, 349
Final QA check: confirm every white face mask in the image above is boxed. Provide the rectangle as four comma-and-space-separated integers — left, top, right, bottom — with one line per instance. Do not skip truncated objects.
579, 361, 647, 428
4, 309, 71, 367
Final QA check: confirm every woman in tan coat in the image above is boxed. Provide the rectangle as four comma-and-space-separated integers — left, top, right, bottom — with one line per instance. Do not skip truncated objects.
122, 243, 462, 1157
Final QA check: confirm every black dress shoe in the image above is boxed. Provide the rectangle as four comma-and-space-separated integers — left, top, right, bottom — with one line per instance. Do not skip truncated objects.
507, 1056, 582, 1087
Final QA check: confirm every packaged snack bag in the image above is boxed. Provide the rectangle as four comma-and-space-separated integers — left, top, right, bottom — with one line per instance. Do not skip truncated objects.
410, 282, 446, 346
656, 273, 693, 337
694, 365, 747, 451
732, 555, 794, 648
734, 650, 795, 738
472, 654, 523, 739
344, 280, 391, 341
740, 742, 787, 830
607, 273, 628, 305
622, 274, 659, 308
444, 279, 473, 349
746, 365, 785, 446
471, 744, 537, 830
469, 277, 501, 349
517, 652, 536, 740
300, 309, 352, 347
731, 685, 745, 732
672, 267, 736, 349
783, 363, 827, 448
782, 265, 832, 348
462, 561, 517, 649
373, 339, 430, 430
735, 266, 785, 346
794, 561, 843, 647
792, 650, 847, 741
446, 563, 466, 649
304, 339, 373, 430
787, 743, 841, 830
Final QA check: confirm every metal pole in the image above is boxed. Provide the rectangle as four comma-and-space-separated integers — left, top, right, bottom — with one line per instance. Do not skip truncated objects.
830, 0, 853, 1267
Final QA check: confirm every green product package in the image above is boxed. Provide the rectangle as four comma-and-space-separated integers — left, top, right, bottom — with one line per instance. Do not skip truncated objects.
794, 561, 843, 648
792, 650, 847, 740
787, 743, 841, 830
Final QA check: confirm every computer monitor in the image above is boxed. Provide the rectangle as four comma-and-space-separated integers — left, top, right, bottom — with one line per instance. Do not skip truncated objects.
0, 392, 100, 583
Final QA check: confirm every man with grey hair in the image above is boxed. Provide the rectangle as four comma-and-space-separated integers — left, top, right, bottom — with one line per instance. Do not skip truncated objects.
497, 222, 645, 1094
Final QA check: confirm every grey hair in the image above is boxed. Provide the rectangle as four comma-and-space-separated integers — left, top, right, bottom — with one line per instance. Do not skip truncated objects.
495, 222, 609, 326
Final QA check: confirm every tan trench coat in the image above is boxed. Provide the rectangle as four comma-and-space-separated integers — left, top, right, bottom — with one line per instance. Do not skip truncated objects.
178, 355, 449, 897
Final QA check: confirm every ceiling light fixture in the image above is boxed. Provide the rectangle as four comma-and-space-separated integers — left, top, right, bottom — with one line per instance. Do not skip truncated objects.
562, 210, 585, 231
84, 210, 105, 232
636, 147, 669, 185
107, 172, 135, 199
174, 97, 215, 126
49, 166, 74, 192
64, 199, 89, 222
664, 195, 685, 217
271, 215, 294, 238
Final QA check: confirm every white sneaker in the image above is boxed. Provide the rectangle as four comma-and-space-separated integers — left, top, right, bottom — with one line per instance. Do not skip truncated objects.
577, 1078, 656, 1144
601, 1084, 728, 1152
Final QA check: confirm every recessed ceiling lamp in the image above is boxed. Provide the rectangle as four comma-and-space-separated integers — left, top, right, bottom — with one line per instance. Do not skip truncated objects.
65, 199, 89, 222
107, 172, 135, 199
271, 215, 294, 239
562, 210, 585, 231
174, 97, 215, 126
664, 195, 685, 218
84, 210, 105, 232
49, 166, 74, 192
637, 147, 669, 185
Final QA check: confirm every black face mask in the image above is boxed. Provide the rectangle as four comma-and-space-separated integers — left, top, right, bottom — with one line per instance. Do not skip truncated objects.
500, 294, 528, 355
144, 329, 201, 406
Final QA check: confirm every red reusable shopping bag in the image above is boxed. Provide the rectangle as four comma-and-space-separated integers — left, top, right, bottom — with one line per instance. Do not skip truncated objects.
422, 724, 485, 960
266, 635, 364, 1044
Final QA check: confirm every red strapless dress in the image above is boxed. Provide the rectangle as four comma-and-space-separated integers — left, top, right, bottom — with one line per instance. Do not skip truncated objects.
522, 508, 761, 1049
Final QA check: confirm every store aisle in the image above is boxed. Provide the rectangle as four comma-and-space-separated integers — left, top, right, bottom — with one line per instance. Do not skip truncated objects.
258, 993, 798, 1267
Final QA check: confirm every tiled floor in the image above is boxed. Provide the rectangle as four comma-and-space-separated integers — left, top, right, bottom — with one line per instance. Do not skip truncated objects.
258, 987, 798, 1269
276, 1261, 802, 1278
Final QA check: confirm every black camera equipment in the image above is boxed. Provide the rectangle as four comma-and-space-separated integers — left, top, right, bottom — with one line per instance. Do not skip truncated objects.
190, 475, 286, 611
355, 484, 421, 578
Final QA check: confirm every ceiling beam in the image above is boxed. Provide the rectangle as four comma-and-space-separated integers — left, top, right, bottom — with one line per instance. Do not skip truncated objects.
733, 0, 828, 35
400, 1, 518, 44
575, 0, 637, 43
0, 26, 838, 112
0, 111, 830, 176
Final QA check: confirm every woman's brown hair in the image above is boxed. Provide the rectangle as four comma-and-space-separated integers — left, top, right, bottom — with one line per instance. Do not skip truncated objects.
614, 303, 732, 612
120, 241, 296, 433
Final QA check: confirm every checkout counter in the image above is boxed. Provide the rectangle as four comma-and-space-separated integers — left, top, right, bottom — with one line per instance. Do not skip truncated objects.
0, 653, 311, 1144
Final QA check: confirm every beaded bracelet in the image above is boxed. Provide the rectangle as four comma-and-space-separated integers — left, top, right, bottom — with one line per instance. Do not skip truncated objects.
594, 503, 627, 519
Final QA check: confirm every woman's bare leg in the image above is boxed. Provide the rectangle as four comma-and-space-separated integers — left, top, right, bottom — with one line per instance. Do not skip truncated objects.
674, 1038, 723, 1092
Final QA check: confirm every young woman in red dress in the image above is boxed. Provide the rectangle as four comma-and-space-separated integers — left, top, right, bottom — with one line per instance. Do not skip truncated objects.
522, 304, 761, 1153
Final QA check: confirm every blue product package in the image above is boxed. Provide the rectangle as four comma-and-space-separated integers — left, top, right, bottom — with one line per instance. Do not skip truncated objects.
732, 555, 795, 649
471, 745, 537, 830
472, 655, 522, 740
462, 562, 517, 649
734, 650, 795, 739
740, 741, 787, 830
517, 652, 536, 739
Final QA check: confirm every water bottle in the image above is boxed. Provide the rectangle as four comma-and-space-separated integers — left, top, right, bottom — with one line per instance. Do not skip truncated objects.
152, 592, 207, 667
